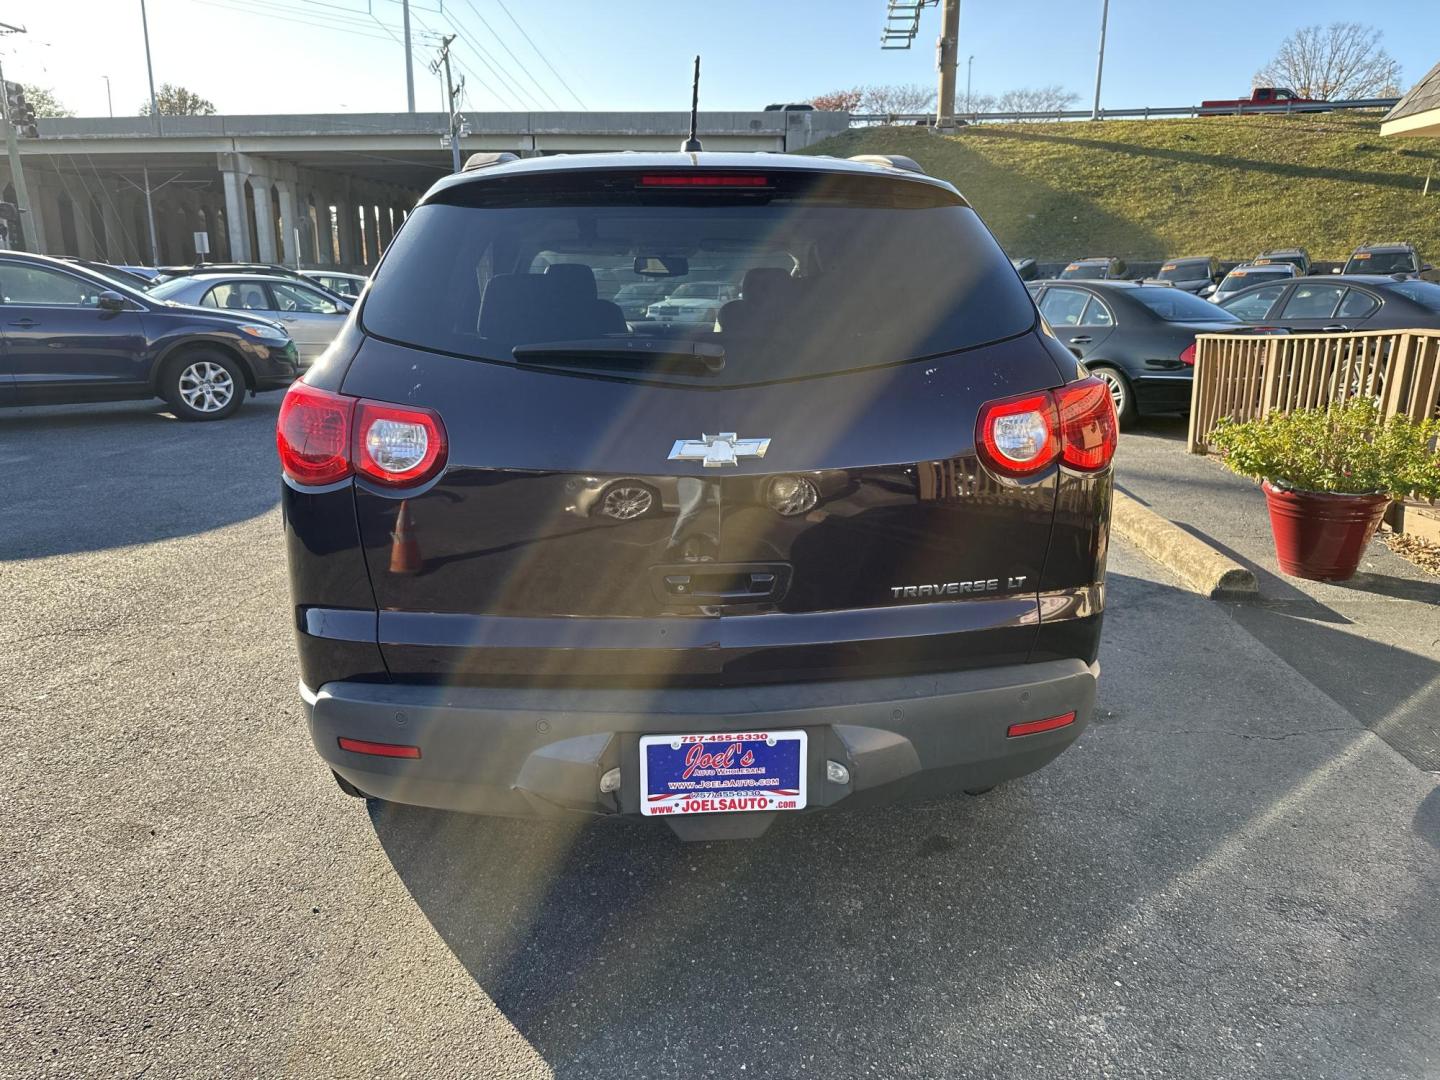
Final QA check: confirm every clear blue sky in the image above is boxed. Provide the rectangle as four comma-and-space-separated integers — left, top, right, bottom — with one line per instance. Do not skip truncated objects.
2, 0, 1435, 117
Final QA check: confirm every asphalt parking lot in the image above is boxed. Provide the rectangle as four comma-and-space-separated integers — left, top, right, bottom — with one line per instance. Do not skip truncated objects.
3, 396, 1439, 1080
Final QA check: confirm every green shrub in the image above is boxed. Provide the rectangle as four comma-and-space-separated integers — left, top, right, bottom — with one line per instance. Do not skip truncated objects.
1209, 399, 1440, 500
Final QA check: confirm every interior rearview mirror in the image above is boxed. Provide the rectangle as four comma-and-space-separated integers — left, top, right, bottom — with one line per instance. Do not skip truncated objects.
97, 290, 128, 312
634, 255, 688, 277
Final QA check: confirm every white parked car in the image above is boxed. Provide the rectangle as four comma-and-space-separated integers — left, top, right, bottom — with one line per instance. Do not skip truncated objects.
644, 281, 737, 324
301, 270, 368, 300
149, 273, 351, 365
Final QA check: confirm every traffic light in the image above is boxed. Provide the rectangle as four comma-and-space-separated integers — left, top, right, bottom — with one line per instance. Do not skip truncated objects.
4, 82, 37, 138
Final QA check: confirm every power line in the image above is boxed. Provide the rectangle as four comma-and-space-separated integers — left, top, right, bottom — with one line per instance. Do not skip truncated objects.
188, 0, 415, 43
430, 8, 537, 109
491, 0, 586, 110
410, 7, 521, 109
453, 0, 561, 109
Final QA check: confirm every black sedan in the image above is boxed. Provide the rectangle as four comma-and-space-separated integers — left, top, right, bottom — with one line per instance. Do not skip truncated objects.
0, 250, 301, 420
1216, 274, 1440, 332
1027, 280, 1248, 425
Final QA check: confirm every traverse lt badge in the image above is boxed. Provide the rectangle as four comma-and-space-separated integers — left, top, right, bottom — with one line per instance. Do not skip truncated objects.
668, 432, 771, 468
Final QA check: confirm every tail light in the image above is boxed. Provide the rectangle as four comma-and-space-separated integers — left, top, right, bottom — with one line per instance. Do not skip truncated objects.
1179, 342, 1196, 366
976, 376, 1117, 479
277, 382, 448, 489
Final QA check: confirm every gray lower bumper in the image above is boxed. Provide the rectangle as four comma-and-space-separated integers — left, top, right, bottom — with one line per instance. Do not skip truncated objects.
305, 658, 1098, 833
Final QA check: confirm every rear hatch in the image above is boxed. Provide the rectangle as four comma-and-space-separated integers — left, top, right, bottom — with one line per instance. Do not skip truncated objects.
342, 163, 1072, 685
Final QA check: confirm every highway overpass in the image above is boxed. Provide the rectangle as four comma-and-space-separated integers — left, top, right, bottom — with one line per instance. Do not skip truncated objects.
4, 110, 849, 267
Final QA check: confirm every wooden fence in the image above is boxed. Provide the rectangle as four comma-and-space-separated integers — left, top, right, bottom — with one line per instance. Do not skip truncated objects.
1187, 329, 1440, 454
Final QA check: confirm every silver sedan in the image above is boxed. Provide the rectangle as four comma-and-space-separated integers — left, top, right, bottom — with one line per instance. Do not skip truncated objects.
149, 273, 351, 365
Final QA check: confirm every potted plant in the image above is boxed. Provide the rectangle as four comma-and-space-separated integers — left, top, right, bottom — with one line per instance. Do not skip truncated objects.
1209, 399, 1440, 581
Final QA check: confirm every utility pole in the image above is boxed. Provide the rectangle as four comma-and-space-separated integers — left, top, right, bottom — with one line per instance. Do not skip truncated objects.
140, 0, 162, 135
141, 166, 158, 264
1091, 0, 1109, 121
935, 0, 960, 129
0, 46, 46, 254
401, 0, 415, 112
103, 75, 113, 118
435, 36, 462, 173
965, 54, 974, 115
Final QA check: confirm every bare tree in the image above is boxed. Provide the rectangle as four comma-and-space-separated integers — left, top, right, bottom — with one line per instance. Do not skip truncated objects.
993, 85, 1081, 118
859, 83, 936, 115
1254, 23, 1402, 100
140, 83, 217, 117
810, 87, 864, 113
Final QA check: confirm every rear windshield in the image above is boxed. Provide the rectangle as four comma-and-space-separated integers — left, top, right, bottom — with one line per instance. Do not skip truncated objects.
1345, 251, 1417, 275
1128, 288, 1240, 322
1222, 268, 1291, 287
1060, 262, 1107, 280
360, 171, 1036, 385
1157, 260, 1208, 281
1387, 280, 1440, 313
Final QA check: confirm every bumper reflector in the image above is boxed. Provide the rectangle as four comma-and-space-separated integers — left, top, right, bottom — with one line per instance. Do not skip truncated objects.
1006, 712, 1077, 738
337, 737, 421, 759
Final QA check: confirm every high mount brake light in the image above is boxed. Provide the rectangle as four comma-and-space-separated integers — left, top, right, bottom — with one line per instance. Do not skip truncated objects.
975, 376, 1117, 479
277, 383, 448, 489
638, 174, 770, 187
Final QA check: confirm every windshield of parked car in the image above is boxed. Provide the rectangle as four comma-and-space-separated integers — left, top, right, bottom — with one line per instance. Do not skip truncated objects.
1157, 260, 1209, 282
1386, 280, 1440, 313
1060, 262, 1107, 279
360, 170, 1037, 385
1221, 267, 1292, 289
1129, 288, 1241, 322
1345, 251, 1418, 274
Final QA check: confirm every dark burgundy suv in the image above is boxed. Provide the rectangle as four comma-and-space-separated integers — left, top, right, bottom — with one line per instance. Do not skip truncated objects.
277, 151, 1117, 840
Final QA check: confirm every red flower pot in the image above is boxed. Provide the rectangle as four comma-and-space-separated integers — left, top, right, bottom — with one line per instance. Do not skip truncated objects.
1261, 482, 1390, 582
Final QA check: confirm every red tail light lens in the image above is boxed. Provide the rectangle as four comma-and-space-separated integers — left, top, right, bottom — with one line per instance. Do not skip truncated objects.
975, 392, 1060, 476
639, 174, 769, 187
977, 377, 1117, 478
338, 737, 421, 759
1007, 712, 1076, 738
277, 382, 355, 485
1054, 376, 1119, 472
354, 401, 448, 487
1179, 342, 1196, 366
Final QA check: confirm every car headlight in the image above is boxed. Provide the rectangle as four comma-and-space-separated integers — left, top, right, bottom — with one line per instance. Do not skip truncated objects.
239, 323, 289, 342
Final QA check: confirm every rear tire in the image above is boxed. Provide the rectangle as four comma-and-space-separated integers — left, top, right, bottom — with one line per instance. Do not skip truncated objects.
161, 348, 246, 421
1089, 364, 1136, 428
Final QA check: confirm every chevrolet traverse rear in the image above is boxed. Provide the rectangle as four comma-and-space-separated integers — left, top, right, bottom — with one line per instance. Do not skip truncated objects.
278, 152, 1117, 840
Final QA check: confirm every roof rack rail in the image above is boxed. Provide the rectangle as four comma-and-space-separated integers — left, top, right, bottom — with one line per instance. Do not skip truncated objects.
462, 152, 519, 173
847, 153, 927, 175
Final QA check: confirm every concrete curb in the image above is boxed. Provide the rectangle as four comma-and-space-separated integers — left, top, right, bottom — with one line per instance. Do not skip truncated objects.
1111, 489, 1259, 599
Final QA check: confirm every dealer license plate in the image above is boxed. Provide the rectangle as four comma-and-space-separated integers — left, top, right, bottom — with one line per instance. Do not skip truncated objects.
639, 730, 807, 817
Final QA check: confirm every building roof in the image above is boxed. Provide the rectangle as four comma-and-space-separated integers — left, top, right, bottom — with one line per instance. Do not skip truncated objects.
1382, 60, 1440, 137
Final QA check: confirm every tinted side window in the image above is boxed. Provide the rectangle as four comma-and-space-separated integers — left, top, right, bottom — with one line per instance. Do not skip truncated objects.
205, 282, 269, 310
1038, 287, 1090, 327
0, 264, 96, 306
1223, 284, 1286, 320
271, 282, 341, 314
1081, 296, 1113, 326
1281, 285, 1345, 319
1336, 289, 1379, 319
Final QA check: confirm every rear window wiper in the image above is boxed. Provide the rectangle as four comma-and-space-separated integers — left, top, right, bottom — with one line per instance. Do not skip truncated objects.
512, 338, 725, 374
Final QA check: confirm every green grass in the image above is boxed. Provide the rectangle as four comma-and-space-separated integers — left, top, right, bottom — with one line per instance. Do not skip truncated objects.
800, 114, 1440, 263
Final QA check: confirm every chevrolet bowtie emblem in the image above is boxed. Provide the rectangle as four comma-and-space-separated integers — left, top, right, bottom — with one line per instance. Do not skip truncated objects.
668, 433, 772, 468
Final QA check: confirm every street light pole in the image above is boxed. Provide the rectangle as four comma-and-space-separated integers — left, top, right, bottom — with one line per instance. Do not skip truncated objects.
1091, 0, 1109, 121
965, 54, 974, 115
934, 0, 960, 129
402, 0, 415, 112
103, 75, 113, 118
139, 0, 162, 134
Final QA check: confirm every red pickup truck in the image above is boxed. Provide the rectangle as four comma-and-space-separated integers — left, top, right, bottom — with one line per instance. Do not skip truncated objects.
1199, 87, 1320, 114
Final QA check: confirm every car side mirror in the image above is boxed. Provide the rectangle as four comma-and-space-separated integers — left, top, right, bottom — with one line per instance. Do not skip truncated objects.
97, 290, 128, 312
1199, 284, 1216, 297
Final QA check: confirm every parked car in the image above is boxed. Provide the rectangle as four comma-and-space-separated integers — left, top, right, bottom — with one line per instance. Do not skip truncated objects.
1155, 256, 1221, 295
613, 281, 674, 321
1059, 257, 1126, 280
1216, 275, 1440, 332
1210, 261, 1298, 304
0, 250, 299, 419
115, 264, 163, 282
277, 151, 1117, 840
155, 263, 347, 302
1010, 257, 1040, 281
1253, 247, 1311, 275
1340, 242, 1430, 278
301, 270, 369, 299
58, 257, 156, 291
148, 273, 350, 365
644, 280, 738, 324
1028, 279, 1256, 425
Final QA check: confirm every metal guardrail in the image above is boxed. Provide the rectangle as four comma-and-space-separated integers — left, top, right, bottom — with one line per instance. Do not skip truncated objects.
851, 97, 1401, 125
1187, 329, 1440, 455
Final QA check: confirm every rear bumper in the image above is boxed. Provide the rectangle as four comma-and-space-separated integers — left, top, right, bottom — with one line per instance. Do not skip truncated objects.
305, 657, 1098, 832
1133, 373, 1194, 413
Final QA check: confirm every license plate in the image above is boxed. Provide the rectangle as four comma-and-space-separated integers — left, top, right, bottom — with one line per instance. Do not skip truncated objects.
639, 730, 807, 817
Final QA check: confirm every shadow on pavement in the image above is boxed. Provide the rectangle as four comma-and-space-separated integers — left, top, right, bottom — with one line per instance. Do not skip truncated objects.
0, 397, 283, 560
368, 569, 1440, 1077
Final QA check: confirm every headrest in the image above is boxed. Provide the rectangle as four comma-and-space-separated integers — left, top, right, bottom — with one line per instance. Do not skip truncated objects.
740, 267, 793, 298
544, 263, 598, 301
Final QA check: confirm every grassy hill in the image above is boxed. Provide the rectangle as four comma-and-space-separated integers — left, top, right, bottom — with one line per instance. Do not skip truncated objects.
800, 114, 1440, 263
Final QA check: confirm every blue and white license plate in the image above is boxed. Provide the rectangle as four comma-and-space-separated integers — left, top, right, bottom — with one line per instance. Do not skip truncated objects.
639, 730, 807, 817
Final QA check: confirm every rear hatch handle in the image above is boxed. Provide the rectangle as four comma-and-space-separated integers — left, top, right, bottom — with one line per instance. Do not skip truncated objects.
650, 563, 792, 605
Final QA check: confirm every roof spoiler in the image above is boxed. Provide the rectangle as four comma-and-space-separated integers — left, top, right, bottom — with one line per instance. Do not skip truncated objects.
847, 154, 927, 175
462, 152, 520, 172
